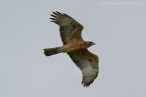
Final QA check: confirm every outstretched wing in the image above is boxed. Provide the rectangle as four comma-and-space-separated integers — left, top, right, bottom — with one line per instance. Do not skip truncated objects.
50, 11, 84, 45
68, 49, 99, 87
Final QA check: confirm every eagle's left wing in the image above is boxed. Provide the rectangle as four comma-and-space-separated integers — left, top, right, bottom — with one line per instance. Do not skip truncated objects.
50, 11, 84, 45
68, 49, 99, 87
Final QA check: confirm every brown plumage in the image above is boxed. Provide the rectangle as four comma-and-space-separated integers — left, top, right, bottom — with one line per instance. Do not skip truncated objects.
44, 11, 99, 87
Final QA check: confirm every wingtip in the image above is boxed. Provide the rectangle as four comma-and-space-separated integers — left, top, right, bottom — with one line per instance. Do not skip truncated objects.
56, 11, 62, 14
81, 81, 90, 87
52, 11, 58, 15
50, 11, 63, 23
52, 11, 55, 13
51, 14, 56, 17
50, 18, 55, 20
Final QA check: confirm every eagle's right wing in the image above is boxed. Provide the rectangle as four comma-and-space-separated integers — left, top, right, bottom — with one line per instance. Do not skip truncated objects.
68, 49, 99, 87
50, 11, 84, 45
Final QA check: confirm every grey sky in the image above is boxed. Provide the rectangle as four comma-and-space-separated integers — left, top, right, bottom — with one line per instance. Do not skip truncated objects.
0, 0, 146, 97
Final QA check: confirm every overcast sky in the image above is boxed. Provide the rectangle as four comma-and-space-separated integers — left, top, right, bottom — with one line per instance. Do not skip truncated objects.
0, 0, 146, 97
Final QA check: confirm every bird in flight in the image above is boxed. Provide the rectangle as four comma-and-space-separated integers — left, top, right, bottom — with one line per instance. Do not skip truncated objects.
44, 11, 99, 87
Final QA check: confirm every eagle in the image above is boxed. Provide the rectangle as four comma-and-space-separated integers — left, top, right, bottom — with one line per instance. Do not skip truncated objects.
44, 11, 99, 87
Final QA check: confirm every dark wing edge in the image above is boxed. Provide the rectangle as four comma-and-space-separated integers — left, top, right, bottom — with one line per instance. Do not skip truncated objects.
50, 11, 73, 24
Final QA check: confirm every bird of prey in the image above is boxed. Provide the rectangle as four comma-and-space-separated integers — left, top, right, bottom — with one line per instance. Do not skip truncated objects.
44, 11, 99, 87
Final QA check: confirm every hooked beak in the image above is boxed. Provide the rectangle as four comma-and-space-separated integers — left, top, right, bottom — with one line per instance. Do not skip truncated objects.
92, 42, 96, 45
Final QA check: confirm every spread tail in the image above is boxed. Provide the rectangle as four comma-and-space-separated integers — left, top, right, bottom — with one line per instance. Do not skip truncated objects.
44, 47, 61, 56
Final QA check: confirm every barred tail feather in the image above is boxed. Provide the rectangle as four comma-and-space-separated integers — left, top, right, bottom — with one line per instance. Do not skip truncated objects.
44, 47, 61, 56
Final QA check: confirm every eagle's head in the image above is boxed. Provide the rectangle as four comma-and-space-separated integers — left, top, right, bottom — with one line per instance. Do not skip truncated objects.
84, 41, 95, 48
